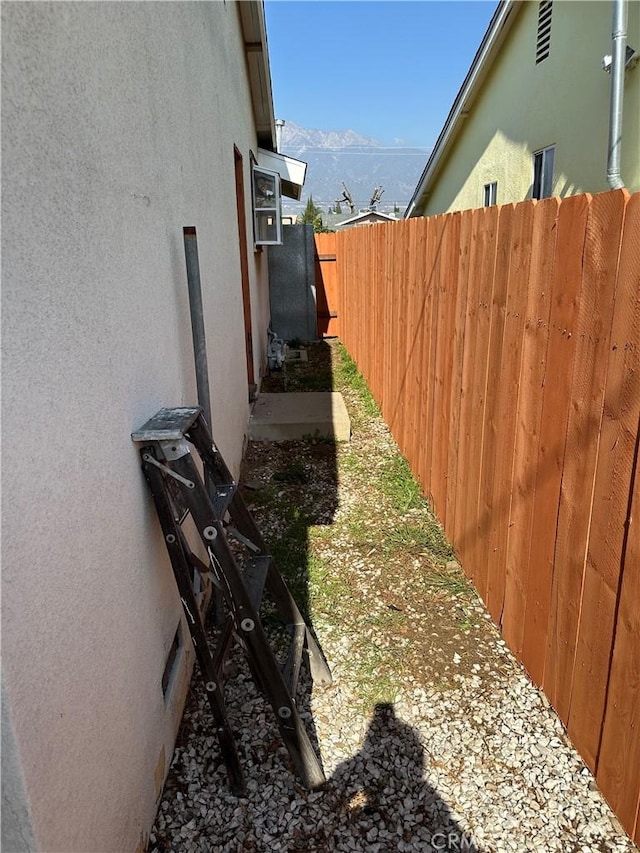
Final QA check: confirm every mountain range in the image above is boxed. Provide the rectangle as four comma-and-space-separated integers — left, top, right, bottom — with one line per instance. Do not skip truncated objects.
279, 121, 430, 214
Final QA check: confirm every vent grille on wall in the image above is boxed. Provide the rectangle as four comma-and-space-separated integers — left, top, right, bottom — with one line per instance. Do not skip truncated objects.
536, 1, 553, 64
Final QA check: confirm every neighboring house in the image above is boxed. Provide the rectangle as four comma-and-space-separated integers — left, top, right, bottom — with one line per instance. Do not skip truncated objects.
406, 0, 640, 217
335, 210, 399, 229
1, 3, 302, 851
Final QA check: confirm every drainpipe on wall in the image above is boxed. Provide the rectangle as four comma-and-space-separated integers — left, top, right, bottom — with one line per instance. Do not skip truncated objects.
607, 0, 628, 189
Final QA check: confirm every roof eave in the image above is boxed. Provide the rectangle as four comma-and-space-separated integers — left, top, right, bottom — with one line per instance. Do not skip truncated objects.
405, 0, 521, 218
257, 148, 307, 200
238, 1, 276, 151
335, 211, 397, 228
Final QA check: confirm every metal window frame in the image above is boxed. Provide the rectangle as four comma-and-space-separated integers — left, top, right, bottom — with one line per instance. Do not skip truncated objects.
532, 145, 555, 199
483, 181, 498, 207
252, 165, 282, 246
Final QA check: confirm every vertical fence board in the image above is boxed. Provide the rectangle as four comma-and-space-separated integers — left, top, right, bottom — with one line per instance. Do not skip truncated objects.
453, 210, 480, 568
597, 444, 640, 838
366, 226, 377, 386
515, 197, 561, 683
392, 223, 410, 447
429, 216, 445, 513
366, 226, 378, 401
568, 191, 635, 770
412, 218, 431, 489
494, 201, 536, 648
547, 192, 626, 737
421, 217, 443, 501
381, 224, 395, 422
416, 217, 436, 496
519, 193, 589, 704
446, 210, 473, 547
479, 204, 514, 610
401, 219, 419, 470
462, 207, 499, 583
314, 233, 339, 338
435, 212, 462, 527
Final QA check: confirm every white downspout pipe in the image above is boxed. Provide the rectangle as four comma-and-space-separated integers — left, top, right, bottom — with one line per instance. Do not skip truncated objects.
607, 0, 628, 189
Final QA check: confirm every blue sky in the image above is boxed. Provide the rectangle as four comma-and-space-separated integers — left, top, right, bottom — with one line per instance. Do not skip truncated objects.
264, 1, 497, 149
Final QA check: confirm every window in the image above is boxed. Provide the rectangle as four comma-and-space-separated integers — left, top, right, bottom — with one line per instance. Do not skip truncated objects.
536, 1, 553, 64
532, 146, 555, 199
483, 182, 497, 207
252, 165, 282, 245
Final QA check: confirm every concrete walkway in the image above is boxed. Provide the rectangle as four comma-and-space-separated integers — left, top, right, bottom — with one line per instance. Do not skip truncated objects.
248, 392, 351, 442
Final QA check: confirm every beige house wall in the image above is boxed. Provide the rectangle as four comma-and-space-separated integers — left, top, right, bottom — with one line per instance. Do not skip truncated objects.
1, 3, 272, 850
422, 1, 640, 216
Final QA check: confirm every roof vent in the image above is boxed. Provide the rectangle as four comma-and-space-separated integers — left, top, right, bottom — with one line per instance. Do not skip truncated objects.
536, 1, 553, 64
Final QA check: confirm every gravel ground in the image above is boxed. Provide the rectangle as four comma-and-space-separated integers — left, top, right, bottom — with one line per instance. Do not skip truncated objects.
149, 342, 636, 853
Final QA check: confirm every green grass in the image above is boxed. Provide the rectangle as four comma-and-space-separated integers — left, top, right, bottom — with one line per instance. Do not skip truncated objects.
307, 554, 352, 617
265, 503, 309, 605
423, 568, 472, 598
272, 460, 308, 484
334, 344, 380, 418
293, 373, 333, 392
379, 454, 423, 513
354, 659, 401, 709
383, 522, 455, 563
243, 483, 278, 506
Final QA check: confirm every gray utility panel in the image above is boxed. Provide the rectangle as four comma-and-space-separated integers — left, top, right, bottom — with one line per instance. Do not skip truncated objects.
267, 224, 317, 343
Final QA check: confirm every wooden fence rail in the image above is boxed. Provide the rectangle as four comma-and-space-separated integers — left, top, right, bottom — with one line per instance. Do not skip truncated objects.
322, 189, 640, 842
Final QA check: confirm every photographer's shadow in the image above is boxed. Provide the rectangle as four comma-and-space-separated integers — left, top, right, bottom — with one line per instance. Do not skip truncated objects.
319, 702, 479, 853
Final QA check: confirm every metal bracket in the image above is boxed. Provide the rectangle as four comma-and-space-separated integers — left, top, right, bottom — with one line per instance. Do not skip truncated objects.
142, 452, 195, 490
159, 438, 192, 461
226, 525, 261, 554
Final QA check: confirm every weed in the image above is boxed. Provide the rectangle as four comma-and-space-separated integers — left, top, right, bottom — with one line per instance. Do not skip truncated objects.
383, 522, 454, 563
334, 345, 379, 417
337, 448, 364, 476
272, 460, 308, 484
265, 504, 309, 609
379, 454, 423, 513
295, 373, 333, 392
307, 555, 352, 617
424, 568, 472, 598
353, 642, 402, 709
243, 483, 278, 507
302, 433, 336, 445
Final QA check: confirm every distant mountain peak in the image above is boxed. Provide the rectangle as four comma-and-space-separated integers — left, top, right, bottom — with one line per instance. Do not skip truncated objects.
280, 121, 380, 151
278, 121, 430, 210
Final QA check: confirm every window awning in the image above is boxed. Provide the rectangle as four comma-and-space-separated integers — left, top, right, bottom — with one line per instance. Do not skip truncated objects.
257, 148, 307, 201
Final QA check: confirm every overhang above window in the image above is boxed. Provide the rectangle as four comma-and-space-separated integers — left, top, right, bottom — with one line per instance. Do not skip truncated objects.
257, 148, 307, 201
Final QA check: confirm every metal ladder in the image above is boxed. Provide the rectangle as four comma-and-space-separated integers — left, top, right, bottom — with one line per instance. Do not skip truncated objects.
131, 407, 332, 794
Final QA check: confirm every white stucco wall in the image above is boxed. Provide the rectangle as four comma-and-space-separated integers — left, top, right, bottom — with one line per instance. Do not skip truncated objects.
419, 0, 640, 215
1, 3, 272, 850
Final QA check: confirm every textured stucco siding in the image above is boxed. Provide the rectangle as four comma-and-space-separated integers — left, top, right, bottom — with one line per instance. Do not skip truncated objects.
421, 0, 640, 216
1, 3, 270, 850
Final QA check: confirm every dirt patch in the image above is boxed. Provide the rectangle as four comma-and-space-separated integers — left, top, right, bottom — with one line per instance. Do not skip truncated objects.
242, 340, 505, 705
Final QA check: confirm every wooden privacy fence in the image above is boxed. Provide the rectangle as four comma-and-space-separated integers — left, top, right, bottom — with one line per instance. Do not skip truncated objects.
315, 233, 340, 337
325, 189, 640, 842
